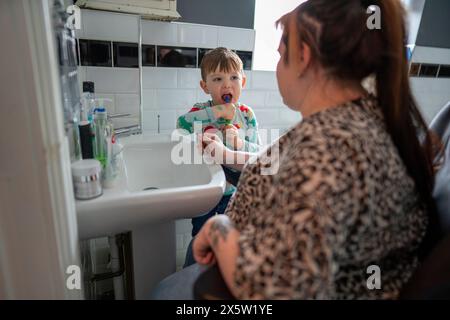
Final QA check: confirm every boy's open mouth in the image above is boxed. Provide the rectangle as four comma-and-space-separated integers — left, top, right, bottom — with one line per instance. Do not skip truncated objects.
222, 94, 233, 103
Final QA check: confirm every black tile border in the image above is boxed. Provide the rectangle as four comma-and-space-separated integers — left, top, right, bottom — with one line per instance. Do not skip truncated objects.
410, 62, 450, 78
77, 39, 253, 70
113, 42, 139, 68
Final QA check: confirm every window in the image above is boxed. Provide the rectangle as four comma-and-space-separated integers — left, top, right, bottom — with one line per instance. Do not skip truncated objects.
253, 0, 304, 71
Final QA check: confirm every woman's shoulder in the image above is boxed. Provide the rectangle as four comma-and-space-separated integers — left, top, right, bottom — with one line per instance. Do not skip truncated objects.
292, 95, 383, 143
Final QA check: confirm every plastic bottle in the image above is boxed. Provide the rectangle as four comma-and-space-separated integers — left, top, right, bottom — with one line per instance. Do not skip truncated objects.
82, 81, 96, 123
103, 138, 123, 188
92, 107, 108, 169
78, 90, 94, 159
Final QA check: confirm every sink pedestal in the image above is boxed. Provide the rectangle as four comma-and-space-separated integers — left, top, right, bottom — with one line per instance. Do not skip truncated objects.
131, 221, 176, 300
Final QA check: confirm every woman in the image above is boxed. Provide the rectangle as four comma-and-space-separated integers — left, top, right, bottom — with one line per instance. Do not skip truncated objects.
153, 0, 439, 299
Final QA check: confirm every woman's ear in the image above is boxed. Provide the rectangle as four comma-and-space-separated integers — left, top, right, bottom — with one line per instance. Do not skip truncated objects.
297, 42, 312, 78
200, 80, 209, 94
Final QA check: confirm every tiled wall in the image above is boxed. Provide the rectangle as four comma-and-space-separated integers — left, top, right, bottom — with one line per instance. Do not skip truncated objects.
141, 20, 255, 51
76, 10, 141, 129
142, 67, 301, 137
410, 46, 450, 123
76, 9, 259, 131
77, 66, 141, 129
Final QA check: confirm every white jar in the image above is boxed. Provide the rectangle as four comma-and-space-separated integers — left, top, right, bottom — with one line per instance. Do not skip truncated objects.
71, 159, 103, 200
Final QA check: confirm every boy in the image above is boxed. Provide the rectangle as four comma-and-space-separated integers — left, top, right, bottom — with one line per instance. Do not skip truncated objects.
176, 47, 261, 264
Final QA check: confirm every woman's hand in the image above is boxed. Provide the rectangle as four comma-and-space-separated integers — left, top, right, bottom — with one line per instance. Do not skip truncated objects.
212, 103, 236, 121
192, 215, 241, 298
193, 219, 216, 266
223, 125, 244, 150
199, 132, 228, 164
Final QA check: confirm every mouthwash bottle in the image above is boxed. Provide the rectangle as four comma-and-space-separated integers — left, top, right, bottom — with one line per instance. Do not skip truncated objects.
93, 107, 108, 168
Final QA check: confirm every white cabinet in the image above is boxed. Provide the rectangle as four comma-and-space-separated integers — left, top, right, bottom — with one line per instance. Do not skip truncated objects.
75, 0, 181, 21
80, 9, 140, 42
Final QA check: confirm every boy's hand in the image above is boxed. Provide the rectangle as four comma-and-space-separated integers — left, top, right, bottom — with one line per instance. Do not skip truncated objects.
212, 103, 236, 121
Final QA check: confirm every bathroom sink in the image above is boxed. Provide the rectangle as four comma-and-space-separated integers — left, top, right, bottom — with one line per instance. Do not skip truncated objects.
75, 134, 226, 239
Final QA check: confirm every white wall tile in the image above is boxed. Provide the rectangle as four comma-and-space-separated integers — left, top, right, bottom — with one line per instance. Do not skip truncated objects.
416, 96, 442, 124
81, 9, 139, 42
183, 234, 191, 248
142, 20, 178, 46
155, 89, 197, 109
176, 234, 183, 249
112, 117, 139, 129
77, 66, 87, 94
142, 89, 157, 110
142, 110, 177, 131
95, 93, 116, 115
176, 109, 190, 119
196, 89, 210, 102
410, 78, 450, 123
255, 109, 280, 127
177, 68, 201, 89
142, 67, 177, 89
412, 46, 450, 65
85, 67, 139, 93
75, 20, 84, 39
240, 90, 266, 108
279, 109, 302, 124
177, 23, 218, 48
243, 71, 252, 90
251, 71, 279, 90
218, 27, 255, 51
409, 78, 425, 94
265, 91, 284, 107
258, 127, 284, 145
115, 93, 140, 117
176, 250, 185, 270
176, 219, 192, 234
434, 79, 450, 93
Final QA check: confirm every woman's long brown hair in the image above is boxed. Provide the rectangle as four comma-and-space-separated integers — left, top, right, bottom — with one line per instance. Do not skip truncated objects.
277, 0, 441, 258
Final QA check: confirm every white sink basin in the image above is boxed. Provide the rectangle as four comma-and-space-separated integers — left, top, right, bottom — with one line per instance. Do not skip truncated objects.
76, 134, 226, 239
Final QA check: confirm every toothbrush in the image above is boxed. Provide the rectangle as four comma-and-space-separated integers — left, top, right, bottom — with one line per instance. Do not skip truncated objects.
223, 95, 232, 125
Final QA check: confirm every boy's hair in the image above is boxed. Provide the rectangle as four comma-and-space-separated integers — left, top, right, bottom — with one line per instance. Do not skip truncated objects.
200, 47, 243, 81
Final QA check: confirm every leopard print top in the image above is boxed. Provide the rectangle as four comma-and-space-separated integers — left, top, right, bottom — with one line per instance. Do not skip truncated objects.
225, 95, 428, 299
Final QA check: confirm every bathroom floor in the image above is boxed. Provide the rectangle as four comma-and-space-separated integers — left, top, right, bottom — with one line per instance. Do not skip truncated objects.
175, 219, 193, 271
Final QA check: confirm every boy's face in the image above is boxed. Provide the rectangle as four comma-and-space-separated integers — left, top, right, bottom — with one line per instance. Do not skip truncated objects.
200, 67, 246, 105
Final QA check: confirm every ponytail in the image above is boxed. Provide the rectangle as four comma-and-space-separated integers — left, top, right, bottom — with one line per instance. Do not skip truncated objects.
375, 0, 441, 258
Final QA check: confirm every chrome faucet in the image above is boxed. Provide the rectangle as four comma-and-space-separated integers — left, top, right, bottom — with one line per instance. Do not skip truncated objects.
109, 113, 141, 137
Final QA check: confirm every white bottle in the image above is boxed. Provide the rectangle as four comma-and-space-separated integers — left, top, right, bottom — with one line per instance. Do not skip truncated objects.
103, 140, 123, 188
